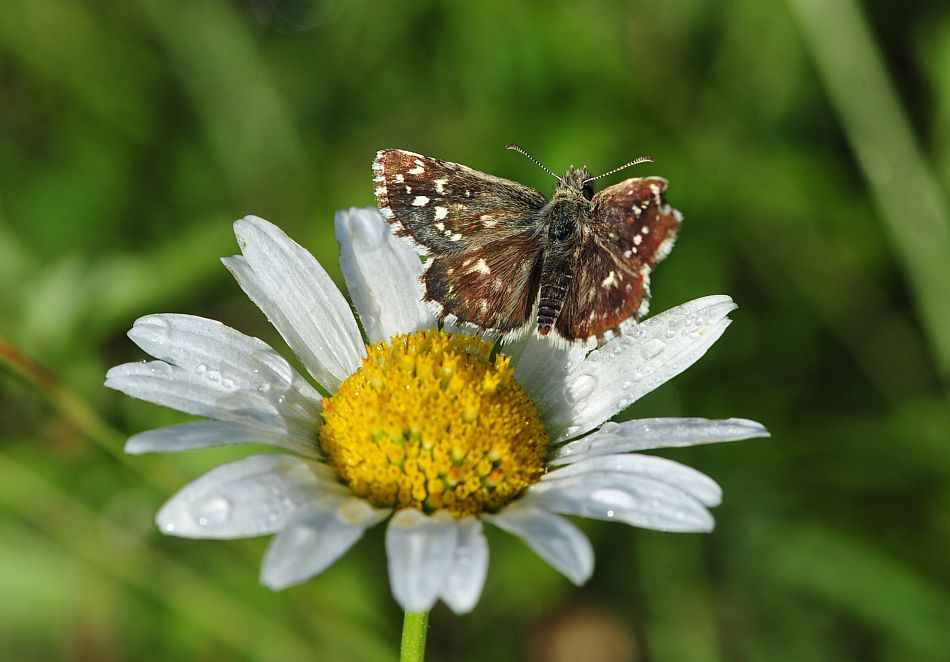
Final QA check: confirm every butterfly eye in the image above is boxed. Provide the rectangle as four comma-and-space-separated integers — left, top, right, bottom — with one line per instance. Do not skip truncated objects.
582, 181, 596, 200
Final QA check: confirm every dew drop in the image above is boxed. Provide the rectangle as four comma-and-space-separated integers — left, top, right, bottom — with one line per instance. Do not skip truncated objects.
564, 361, 574, 371
163, 522, 176, 533
621, 380, 632, 390
221, 378, 235, 389
206, 370, 221, 382
195, 364, 208, 374
566, 374, 597, 403
600, 421, 622, 435
257, 382, 272, 393
641, 338, 665, 360
150, 317, 173, 343
196, 496, 231, 527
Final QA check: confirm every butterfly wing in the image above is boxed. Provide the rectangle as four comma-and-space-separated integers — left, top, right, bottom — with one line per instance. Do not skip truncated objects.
374, 149, 549, 334
554, 176, 682, 341
374, 149, 548, 255
423, 232, 543, 334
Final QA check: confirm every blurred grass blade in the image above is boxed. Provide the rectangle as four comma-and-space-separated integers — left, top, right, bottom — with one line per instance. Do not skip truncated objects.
0, 451, 391, 662
789, 0, 950, 387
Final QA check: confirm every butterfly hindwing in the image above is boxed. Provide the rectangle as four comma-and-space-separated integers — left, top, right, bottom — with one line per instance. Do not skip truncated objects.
423, 231, 544, 334
554, 176, 682, 341
374, 149, 548, 256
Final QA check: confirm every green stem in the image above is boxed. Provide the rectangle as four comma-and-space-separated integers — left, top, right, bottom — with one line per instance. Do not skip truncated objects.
400, 610, 430, 662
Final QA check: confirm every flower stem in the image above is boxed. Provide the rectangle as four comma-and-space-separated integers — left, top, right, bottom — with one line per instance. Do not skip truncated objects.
400, 610, 429, 662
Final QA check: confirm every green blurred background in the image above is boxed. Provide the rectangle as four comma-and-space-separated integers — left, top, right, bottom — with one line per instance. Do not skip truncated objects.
2, 1, 949, 660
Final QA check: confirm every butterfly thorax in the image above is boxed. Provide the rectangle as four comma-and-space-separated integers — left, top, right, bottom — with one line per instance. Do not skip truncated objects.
535, 167, 594, 336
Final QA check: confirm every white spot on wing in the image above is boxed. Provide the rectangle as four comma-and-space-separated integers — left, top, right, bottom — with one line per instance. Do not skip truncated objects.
408, 160, 426, 175
601, 271, 619, 288
633, 234, 642, 245
412, 196, 430, 206
395, 174, 405, 183
450, 233, 462, 241
466, 258, 491, 275
434, 178, 447, 193
435, 206, 448, 221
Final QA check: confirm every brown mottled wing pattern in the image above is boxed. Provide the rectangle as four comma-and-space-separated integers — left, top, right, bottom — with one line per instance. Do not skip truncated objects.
424, 233, 543, 333
373, 149, 547, 255
374, 149, 548, 333
554, 176, 682, 341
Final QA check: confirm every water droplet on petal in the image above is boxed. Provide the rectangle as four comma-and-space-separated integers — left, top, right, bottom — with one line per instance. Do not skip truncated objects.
641, 338, 665, 360
566, 374, 597, 404
196, 496, 231, 527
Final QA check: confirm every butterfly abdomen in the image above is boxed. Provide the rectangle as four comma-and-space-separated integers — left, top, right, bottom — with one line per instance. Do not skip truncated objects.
535, 198, 583, 336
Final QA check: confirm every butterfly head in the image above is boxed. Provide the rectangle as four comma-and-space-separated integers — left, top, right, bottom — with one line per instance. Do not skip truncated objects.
558, 165, 595, 201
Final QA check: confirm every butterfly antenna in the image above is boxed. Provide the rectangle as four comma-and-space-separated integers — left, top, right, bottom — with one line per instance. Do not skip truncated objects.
584, 155, 654, 183
506, 143, 560, 181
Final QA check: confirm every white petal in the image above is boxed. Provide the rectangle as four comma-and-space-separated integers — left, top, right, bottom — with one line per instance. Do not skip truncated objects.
223, 216, 365, 392
385, 509, 459, 612
550, 417, 770, 463
527, 473, 715, 532
118, 313, 322, 437
107, 361, 277, 425
485, 504, 593, 585
539, 296, 738, 442
156, 455, 344, 539
513, 338, 588, 422
439, 517, 489, 614
261, 497, 390, 590
335, 207, 435, 343
543, 454, 722, 506
127, 314, 300, 395
125, 421, 319, 457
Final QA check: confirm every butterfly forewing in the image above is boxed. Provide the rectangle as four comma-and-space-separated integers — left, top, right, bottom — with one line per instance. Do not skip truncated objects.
554, 176, 682, 341
374, 149, 547, 255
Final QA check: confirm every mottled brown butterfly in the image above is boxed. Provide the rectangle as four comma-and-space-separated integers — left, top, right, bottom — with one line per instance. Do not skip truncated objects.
373, 145, 682, 344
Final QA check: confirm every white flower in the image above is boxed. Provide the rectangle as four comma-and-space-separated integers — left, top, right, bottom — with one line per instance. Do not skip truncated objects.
105, 207, 768, 614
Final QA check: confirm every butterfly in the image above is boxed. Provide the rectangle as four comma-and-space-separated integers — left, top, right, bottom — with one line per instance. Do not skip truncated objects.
373, 144, 682, 344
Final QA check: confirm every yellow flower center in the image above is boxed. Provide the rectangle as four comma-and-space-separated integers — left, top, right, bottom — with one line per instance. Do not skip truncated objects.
319, 330, 549, 516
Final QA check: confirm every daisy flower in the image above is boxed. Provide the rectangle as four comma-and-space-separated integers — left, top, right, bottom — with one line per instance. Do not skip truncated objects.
106, 207, 768, 615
